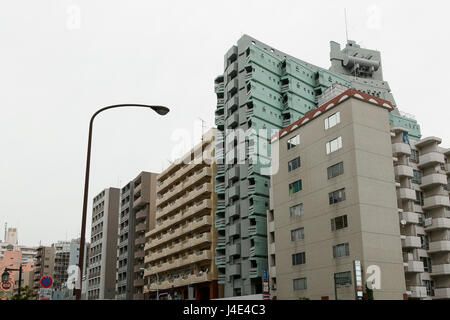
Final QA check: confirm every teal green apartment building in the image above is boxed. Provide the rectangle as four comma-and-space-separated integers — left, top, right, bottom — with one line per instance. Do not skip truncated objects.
213, 34, 421, 297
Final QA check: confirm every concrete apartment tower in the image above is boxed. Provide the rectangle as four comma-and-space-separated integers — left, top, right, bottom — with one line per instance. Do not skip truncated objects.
391, 128, 450, 299
52, 241, 71, 290
268, 89, 407, 300
144, 129, 220, 300
213, 34, 405, 297
33, 246, 55, 292
86, 187, 120, 300
116, 171, 158, 300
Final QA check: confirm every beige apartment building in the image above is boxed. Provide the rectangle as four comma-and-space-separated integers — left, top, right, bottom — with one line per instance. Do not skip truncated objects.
33, 246, 56, 292
268, 89, 407, 300
143, 129, 221, 300
391, 127, 450, 299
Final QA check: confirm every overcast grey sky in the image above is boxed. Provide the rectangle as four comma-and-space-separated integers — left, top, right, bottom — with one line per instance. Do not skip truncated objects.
1, 0, 449, 246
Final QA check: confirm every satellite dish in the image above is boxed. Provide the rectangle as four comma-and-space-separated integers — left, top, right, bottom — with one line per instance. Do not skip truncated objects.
400, 219, 407, 226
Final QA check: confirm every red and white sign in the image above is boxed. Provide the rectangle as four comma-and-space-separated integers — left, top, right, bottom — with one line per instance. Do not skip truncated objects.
1, 282, 12, 290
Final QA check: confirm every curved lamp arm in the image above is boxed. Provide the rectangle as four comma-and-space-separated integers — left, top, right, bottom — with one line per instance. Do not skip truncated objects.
76, 104, 170, 300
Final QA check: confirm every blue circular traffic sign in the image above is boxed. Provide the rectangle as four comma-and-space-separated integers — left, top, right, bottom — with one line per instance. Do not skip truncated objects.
40, 276, 53, 288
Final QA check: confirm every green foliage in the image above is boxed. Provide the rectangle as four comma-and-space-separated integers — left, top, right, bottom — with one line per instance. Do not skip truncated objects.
11, 286, 36, 300
365, 283, 374, 300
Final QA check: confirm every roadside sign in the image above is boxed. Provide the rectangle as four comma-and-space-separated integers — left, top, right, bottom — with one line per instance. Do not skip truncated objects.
263, 270, 268, 282
41, 276, 53, 288
1, 282, 12, 290
39, 288, 52, 300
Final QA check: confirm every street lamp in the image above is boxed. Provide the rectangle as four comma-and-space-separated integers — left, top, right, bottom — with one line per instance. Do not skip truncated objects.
75, 104, 170, 300
2, 266, 23, 295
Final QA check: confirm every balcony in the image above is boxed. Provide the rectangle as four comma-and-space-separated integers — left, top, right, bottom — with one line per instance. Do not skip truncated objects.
135, 237, 146, 246
135, 249, 145, 259
417, 152, 445, 169
420, 173, 448, 189
229, 243, 241, 256
229, 185, 240, 200
404, 261, 424, 273
214, 82, 224, 93
226, 113, 239, 129
392, 143, 411, 156
229, 223, 240, 237
133, 279, 145, 287
424, 218, 450, 231
399, 188, 416, 201
218, 274, 226, 284
215, 218, 226, 230
249, 267, 259, 278
136, 210, 147, 220
229, 264, 241, 276
133, 293, 144, 300
434, 288, 450, 299
227, 166, 239, 182
215, 255, 226, 267
400, 212, 420, 225
136, 222, 147, 233
217, 236, 226, 248
423, 195, 450, 210
401, 236, 421, 249
407, 286, 427, 298
430, 264, 450, 276
428, 240, 450, 253
269, 242, 276, 254
228, 203, 240, 218
270, 266, 276, 278
394, 165, 414, 178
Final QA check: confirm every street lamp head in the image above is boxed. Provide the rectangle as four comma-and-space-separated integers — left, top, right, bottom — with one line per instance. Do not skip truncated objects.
1, 270, 10, 283
149, 105, 170, 115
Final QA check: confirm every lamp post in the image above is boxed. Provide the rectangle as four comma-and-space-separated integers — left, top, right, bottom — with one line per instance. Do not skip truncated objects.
75, 104, 170, 300
2, 265, 23, 296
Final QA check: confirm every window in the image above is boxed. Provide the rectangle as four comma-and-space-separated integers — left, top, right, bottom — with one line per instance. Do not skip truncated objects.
423, 280, 435, 297
291, 228, 305, 241
331, 215, 348, 231
329, 188, 346, 205
326, 136, 342, 154
287, 135, 300, 150
324, 112, 341, 130
420, 235, 429, 250
289, 180, 303, 195
333, 243, 350, 258
290, 203, 304, 218
412, 170, 422, 184
334, 271, 352, 287
327, 162, 344, 179
293, 278, 307, 291
410, 149, 419, 163
421, 257, 432, 273
288, 157, 301, 172
292, 252, 306, 265
415, 191, 424, 206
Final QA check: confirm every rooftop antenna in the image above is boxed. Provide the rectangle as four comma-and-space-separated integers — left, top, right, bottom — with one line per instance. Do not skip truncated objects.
198, 117, 206, 138
344, 8, 349, 42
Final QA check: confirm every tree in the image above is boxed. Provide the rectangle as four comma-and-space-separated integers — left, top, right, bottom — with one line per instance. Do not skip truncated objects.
11, 286, 36, 300
365, 283, 374, 300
